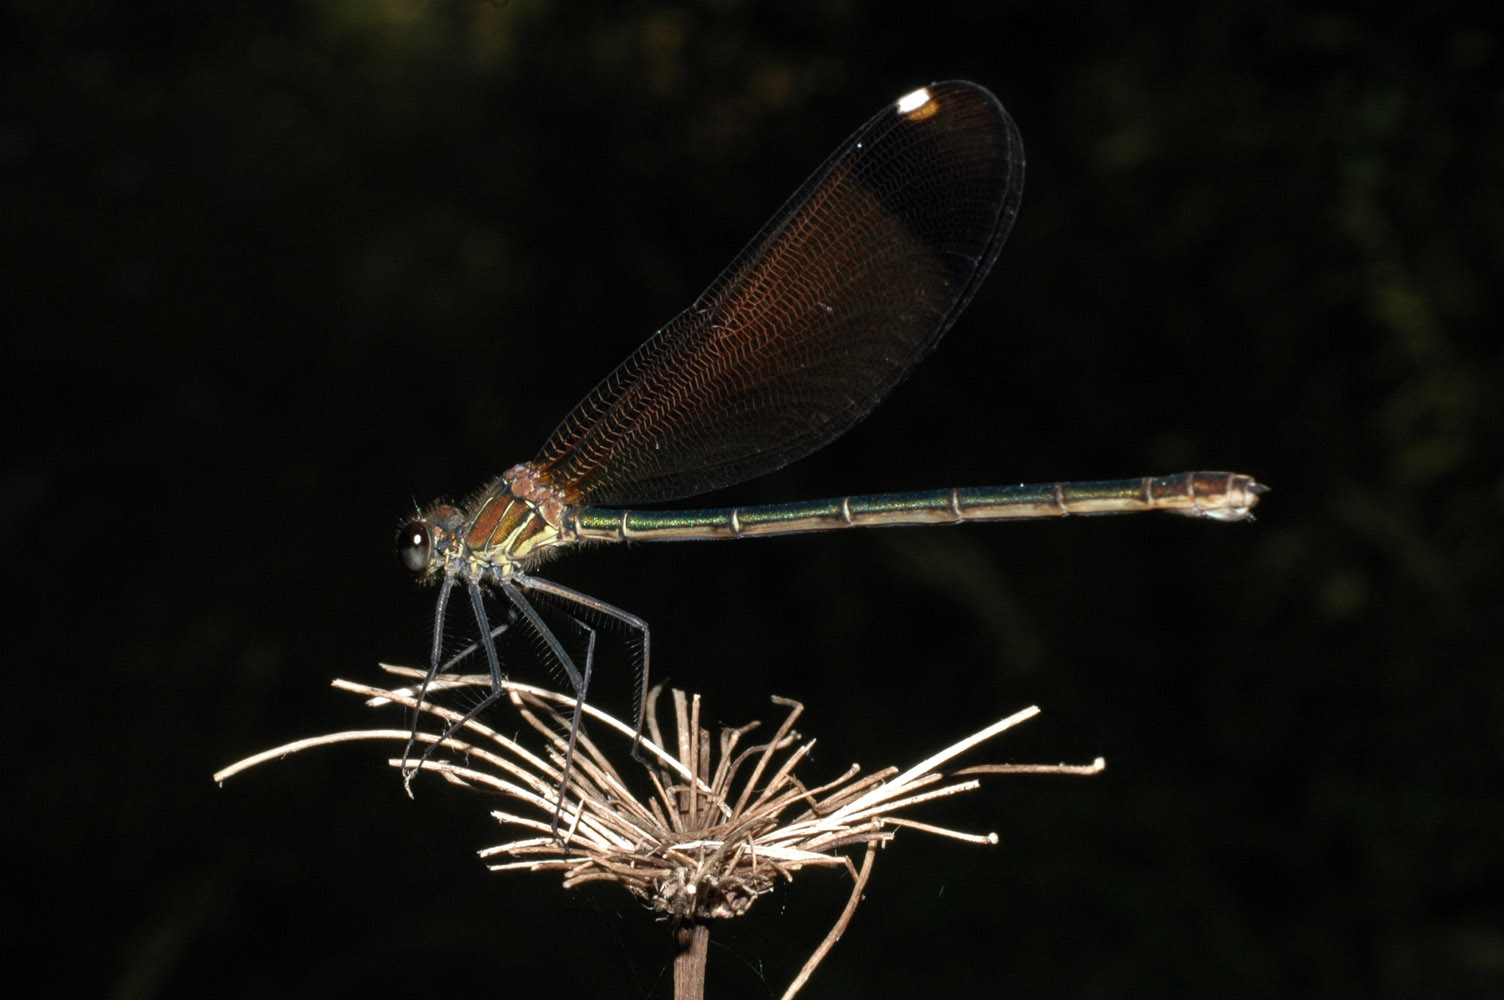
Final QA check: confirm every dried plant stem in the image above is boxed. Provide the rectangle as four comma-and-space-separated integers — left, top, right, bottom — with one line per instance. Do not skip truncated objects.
674, 921, 710, 1000
783, 839, 878, 1000
217, 665, 1104, 998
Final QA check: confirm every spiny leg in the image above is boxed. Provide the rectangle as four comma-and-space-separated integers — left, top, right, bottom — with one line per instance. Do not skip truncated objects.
518, 576, 652, 764
401, 575, 454, 785
401, 600, 515, 786
429, 604, 519, 677
400, 576, 593, 836
400, 574, 645, 838
499, 578, 590, 835
404, 579, 517, 789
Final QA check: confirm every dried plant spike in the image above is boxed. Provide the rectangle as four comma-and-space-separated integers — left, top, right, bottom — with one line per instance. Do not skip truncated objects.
216, 666, 1101, 998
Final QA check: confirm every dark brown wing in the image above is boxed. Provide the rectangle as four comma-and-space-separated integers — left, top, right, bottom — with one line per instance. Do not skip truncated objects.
535, 81, 1024, 506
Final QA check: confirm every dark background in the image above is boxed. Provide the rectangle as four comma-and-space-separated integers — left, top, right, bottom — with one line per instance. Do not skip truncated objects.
7, 1, 1501, 997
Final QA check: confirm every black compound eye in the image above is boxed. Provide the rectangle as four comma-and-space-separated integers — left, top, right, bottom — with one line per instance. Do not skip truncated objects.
397, 521, 432, 573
